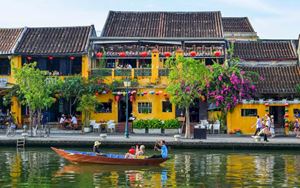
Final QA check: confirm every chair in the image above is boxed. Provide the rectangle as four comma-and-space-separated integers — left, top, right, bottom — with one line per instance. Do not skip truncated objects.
107, 120, 115, 133
90, 120, 100, 132
212, 121, 220, 134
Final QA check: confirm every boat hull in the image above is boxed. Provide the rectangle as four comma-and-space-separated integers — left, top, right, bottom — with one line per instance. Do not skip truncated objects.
51, 147, 167, 166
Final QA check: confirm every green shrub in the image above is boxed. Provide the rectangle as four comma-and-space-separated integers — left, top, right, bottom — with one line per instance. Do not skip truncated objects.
163, 119, 181, 129
133, 119, 148, 129
148, 119, 163, 129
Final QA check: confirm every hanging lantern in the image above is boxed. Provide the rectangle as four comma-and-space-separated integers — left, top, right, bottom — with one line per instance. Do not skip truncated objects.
158, 90, 163, 94
115, 95, 120, 102
48, 56, 54, 60
143, 91, 148, 95
155, 92, 159, 95
284, 113, 289, 118
164, 52, 171, 57
130, 95, 134, 102
285, 123, 289, 128
264, 103, 269, 106
95, 92, 99, 96
214, 51, 221, 57
190, 51, 197, 57
164, 93, 168, 97
27, 56, 32, 60
117, 91, 122, 95
139, 51, 148, 57
284, 103, 289, 107
70, 56, 75, 60
119, 52, 126, 57
96, 52, 103, 58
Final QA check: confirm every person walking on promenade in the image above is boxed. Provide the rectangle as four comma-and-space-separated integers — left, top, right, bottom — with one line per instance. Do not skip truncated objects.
258, 125, 270, 142
270, 115, 275, 138
294, 119, 300, 138
252, 115, 262, 136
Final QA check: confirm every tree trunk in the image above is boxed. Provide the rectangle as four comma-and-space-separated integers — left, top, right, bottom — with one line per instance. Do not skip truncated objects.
185, 107, 191, 138
29, 109, 33, 137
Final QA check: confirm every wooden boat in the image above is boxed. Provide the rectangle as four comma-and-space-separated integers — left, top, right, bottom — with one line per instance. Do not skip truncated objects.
51, 147, 168, 166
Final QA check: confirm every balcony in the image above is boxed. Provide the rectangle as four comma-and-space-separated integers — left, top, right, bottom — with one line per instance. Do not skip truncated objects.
134, 68, 152, 77
114, 69, 132, 77
159, 68, 170, 76
91, 69, 113, 77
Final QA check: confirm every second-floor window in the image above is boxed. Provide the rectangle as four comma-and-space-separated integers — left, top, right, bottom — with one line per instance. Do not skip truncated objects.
162, 101, 172, 112
0, 58, 11, 75
23, 57, 82, 75
241, 109, 257, 117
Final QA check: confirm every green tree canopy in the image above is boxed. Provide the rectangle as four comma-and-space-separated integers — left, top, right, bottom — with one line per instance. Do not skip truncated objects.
166, 56, 211, 138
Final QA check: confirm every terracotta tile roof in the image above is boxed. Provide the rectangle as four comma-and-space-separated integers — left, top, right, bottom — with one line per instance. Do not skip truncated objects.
242, 66, 300, 94
15, 26, 95, 55
101, 11, 223, 38
0, 28, 24, 55
233, 40, 298, 61
222, 17, 255, 33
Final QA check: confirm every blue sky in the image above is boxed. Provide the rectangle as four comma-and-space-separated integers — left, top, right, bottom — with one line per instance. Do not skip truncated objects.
0, 0, 299, 39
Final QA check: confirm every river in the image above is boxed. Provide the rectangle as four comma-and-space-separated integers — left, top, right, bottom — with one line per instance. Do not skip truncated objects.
0, 147, 300, 187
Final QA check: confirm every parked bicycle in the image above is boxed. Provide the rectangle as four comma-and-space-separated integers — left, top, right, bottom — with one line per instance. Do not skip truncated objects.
6, 123, 16, 137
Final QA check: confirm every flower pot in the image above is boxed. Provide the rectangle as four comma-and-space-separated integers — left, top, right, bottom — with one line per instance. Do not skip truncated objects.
83, 127, 91, 133
164, 129, 180, 135
148, 129, 161, 134
133, 128, 146, 134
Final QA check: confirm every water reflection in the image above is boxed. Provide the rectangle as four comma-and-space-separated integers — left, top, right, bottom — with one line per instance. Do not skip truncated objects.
1, 148, 300, 187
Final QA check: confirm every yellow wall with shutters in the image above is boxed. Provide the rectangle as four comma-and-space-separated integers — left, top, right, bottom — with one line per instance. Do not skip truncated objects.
227, 103, 300, 135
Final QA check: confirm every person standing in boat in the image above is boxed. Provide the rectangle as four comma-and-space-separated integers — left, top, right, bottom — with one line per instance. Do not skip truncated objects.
149, 140, 168, 159
93, 141, 102, 154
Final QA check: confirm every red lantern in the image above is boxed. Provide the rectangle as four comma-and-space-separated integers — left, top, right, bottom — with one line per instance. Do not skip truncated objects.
130, 95, 134, 102
190, 51, 197, 57
139, 51, 148, 57
115, 95, 120, 102
285, 123, 289, 128
214, 51, 221, 57
95, 92, 99, 96
48, 56, 53, 60
27, 56, 32, 60
284, 113, 289, 118
70, 56, 75, 60
164, 52, 171, 57
284, 103, 289, 107
155, 92, 159, 95
119, 52, 126, 57
96, 52, 103, 58
265, 103, 269, 106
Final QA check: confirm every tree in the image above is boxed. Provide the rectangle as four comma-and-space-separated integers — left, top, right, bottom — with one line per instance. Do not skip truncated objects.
205, 63, 258, 130
14, 62, 60, 136
76, 94, 98, 129
166, 56, 211, 138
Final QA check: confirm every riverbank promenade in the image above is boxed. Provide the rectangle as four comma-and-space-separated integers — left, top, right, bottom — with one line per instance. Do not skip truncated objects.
1, 130, 300, 149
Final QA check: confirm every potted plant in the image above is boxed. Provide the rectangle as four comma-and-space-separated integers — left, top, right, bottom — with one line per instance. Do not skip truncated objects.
76, 94, 98, 133
162, 119, 181, 134
148, 119, 163, 134
132, 119, 148, 134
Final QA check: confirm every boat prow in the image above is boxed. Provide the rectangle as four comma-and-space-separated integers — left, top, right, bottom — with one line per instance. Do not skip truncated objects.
51, 147, 168, 166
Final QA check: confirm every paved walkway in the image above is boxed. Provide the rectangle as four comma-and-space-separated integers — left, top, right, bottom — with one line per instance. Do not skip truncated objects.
1, 130, 300, 149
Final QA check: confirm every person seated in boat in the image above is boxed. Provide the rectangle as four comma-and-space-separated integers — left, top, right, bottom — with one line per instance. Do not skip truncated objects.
125, 145, 146, 159
149, 140, 168, 159
93, 141, 102, 154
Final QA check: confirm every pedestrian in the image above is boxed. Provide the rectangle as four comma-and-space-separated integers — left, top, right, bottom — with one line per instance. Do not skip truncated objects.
270, 115, 275, 138
294, 119, 300, 138
252, 115, 262, 136
258, 125, 270, 142
41, 111, 49, 137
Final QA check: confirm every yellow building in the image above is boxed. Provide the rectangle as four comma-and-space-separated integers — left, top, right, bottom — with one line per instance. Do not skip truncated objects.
227, 40, 300, 135
0, 26, 95, 125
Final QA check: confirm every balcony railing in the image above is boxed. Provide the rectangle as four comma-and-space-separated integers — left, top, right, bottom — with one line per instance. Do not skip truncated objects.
158, 68, 170, 76
134, 68, 152, 77
91, 69, 113, 77
114, 69, 132, 77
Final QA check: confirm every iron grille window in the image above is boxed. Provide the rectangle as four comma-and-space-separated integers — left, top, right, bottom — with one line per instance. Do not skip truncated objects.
162, 101, 172, 112
293, 109, 300, 118
241, 109, 257, 117
138, 102, 152, 114
96, 102, 112, 113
